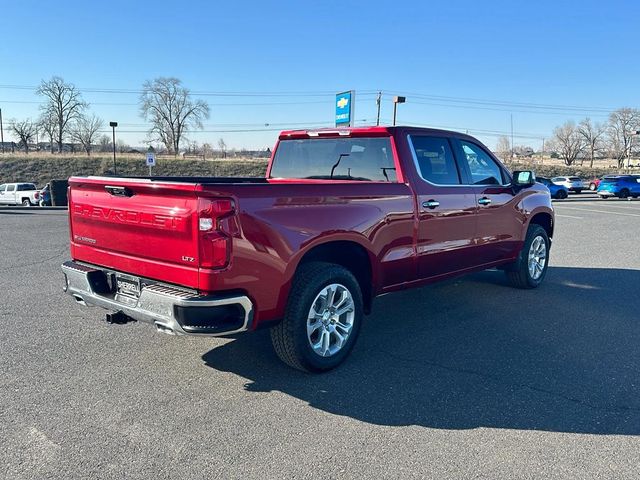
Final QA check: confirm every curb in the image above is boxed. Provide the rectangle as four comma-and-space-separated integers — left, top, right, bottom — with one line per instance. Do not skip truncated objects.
0, 206, 68, 211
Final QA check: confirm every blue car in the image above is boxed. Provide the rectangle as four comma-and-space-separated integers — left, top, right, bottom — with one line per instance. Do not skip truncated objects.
537, 176, 569, 199
597, 175, 640, 199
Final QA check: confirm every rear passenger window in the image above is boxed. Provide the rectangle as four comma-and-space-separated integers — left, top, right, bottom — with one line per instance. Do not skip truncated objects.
409, 136, 460, 185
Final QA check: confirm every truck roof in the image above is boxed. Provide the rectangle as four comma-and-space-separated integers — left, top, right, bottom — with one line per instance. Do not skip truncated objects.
278, 125, 478, 141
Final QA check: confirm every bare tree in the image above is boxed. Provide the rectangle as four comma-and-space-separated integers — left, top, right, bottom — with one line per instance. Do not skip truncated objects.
495, 136, 511, 163
201, 142, 213, 159
578, 118, 606, 168
607, 108, 640, 168
549, 121, 585, 166
218, 138, 227, 158
139, 77, 209, 155
98, 134, 112, 153
71, 114, 104, 155
38, 109, 58, 153
11, 119, 37, 153
36, 76, 87, 153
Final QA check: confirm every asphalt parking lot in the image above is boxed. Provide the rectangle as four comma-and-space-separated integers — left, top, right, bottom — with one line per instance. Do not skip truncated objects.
1, 194, 640, 479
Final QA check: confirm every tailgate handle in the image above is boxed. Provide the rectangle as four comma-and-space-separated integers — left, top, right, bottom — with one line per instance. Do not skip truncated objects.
105, 185, 134, 197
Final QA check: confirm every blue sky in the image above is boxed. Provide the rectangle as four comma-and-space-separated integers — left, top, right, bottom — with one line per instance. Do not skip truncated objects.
1, 0, 638, 150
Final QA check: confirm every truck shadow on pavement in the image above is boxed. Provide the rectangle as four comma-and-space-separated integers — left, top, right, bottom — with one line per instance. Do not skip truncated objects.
202, 266, 640, 435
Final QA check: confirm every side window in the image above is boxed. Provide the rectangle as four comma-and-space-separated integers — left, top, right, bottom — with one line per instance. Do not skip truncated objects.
459, 141, 507, 186
409, 136, 460, 185
0, 185, 5, 194
6, 184, 15, 192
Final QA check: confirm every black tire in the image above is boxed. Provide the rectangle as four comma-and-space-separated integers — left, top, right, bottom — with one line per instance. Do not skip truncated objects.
619, 189, 630, 199
505, 225, 550, 289
270, 261, 363, 372
574, 189, 582, 194
557, 190, 568, 199
21, 199, 31, 207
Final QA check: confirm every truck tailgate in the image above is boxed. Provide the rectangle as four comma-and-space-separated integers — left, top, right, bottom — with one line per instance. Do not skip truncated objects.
68, 177, 201, 289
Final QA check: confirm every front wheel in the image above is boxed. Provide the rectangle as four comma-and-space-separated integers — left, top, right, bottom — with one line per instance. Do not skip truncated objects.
505, 225, 550, 289
589, 183, 596, 191
271, 262, 363, 372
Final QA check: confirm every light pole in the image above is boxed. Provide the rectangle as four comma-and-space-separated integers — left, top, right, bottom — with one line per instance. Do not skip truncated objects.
392, 96, 406, 126
0, 107, 4, 154
109, 122, 118, 175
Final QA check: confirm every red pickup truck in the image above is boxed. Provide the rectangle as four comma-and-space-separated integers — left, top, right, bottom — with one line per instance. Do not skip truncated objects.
62, 126, 554, 372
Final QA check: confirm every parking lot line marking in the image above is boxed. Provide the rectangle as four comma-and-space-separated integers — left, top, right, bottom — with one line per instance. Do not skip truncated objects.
557, 206, 640, 217
556, 214, 584, 219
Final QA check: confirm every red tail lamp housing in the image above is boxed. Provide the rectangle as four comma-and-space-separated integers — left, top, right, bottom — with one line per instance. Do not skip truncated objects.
197, 198, 237, 269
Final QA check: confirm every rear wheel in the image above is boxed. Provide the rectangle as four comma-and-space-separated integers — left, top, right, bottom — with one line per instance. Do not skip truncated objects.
589, 183, 597, 191
21, 199, 31, 207
619, 189, 630, 199
271, 262, 363, 372
557, 190, 568, 199
574, 189, 582, 194
505, 225, 550, 289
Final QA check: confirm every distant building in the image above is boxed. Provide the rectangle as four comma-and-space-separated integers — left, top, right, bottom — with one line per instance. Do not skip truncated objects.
0, 141, 17, 153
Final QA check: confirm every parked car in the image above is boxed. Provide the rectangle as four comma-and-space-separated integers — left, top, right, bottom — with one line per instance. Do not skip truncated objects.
39, 183, 52, 206
597, 175, 640, 199
0, 182, 40, 206
61, 126, 554, 372
537, 176, 568, 199
588, 176, 618, 191
552, 176, 584, 193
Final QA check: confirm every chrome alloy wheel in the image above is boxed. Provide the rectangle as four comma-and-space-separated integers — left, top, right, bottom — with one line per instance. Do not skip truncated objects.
528, 236, 547, 280
306, 283, 355, 357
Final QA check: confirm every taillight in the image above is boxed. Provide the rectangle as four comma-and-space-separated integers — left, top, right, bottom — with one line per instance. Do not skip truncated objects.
34, 192, 39, 199
198, 198, 236, 269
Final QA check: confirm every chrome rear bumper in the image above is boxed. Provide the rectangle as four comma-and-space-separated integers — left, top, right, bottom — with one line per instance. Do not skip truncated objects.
61, 261, 253, 336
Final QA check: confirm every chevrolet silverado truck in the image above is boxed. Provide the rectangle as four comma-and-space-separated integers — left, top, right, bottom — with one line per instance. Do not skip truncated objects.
0, 182, 40, 206
62, 126, 554, 372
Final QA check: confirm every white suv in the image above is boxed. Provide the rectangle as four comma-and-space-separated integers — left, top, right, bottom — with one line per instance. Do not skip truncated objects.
551, 176, 584, 193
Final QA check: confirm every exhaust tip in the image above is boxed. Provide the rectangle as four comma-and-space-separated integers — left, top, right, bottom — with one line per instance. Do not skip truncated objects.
155, 322, 175, 335
72, 295, 87, 306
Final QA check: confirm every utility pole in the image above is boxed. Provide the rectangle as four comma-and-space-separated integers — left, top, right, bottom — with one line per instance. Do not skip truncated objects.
109, 122, 118, 175
375, 91, 382, 126
510, 114, 514, 161
0, 108, 4, 154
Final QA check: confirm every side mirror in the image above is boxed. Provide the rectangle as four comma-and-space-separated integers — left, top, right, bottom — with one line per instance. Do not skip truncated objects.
512, 170, 536, 187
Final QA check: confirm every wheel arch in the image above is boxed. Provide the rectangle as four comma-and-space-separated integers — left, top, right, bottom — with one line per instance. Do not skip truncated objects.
528, 210, 554, 239
290, 238, 377, 315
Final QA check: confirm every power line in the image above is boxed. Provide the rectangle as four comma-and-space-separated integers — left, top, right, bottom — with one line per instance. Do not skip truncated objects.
0, 84, 379, 98
382, 91, 620, 113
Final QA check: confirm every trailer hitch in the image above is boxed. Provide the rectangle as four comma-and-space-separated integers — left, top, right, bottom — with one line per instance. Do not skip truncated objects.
105, 311, 136, 324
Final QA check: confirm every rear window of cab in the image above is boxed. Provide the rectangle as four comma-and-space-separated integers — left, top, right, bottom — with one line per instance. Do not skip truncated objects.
270, 137, 397, 182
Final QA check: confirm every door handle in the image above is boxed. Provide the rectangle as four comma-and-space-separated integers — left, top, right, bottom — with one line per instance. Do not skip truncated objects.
422, 200, 440, 209
478, 197, 492, 206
